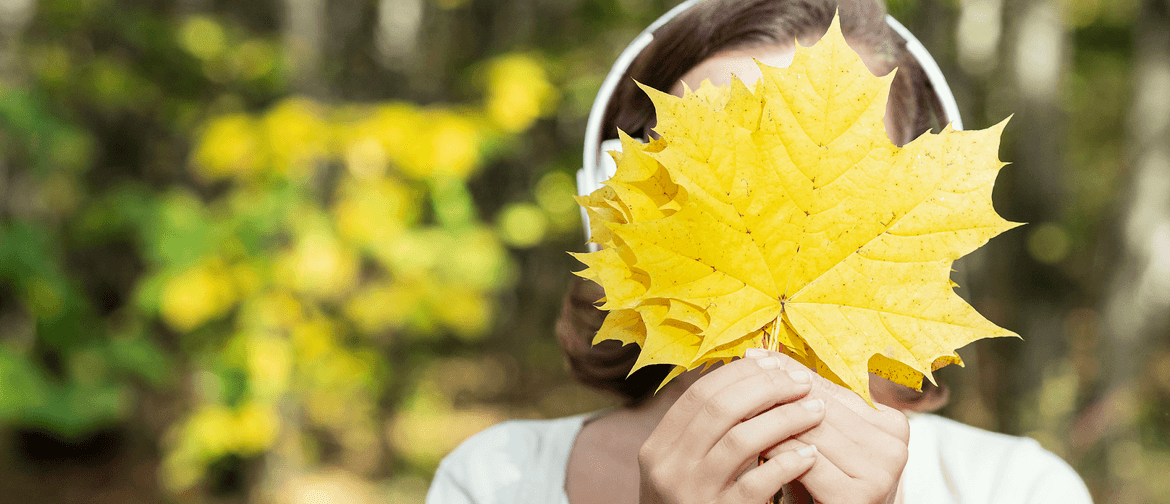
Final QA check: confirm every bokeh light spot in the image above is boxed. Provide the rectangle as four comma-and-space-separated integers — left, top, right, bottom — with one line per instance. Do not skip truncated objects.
180, 16, 227, 61
1027, 222, 1071, 264
497, 202, 548, 248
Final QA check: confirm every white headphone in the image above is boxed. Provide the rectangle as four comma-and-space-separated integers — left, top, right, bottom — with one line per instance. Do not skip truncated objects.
576, 1, 963, 245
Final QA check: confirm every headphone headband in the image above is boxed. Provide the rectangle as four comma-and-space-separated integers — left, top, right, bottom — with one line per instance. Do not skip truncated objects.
580, 0, 706, 187
577, 2, 963, 243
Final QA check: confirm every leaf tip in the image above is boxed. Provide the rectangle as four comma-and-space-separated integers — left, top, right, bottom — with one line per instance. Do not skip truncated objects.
825, 8, 844, 43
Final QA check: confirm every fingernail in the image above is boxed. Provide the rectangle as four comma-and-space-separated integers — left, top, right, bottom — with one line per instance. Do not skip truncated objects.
788, 370, 811, 383
758, 356, 782, 369
744, 348, 768, 359
797, 445, 817, 457
801, 399, 824, 412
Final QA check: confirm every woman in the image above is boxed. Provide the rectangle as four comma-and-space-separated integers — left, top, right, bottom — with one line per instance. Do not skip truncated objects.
427, 1, 1092, 503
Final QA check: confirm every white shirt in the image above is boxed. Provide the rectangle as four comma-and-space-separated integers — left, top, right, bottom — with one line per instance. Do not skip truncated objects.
426, 413, 1092, 504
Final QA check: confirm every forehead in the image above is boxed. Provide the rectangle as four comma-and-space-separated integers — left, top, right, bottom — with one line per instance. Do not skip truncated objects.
671, 42, 891, 96
668, 43, 898, 140
670, 45, 796, 96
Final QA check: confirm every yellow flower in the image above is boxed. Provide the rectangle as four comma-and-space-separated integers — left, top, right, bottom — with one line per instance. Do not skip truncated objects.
343, 281, 424, 334
171, 400, 280, 464
304, 350, 374, 399
184, 404, 237, 457
276, 228, 359, 299
238, 291, 303, 330
246, 333, 292, 400
344, 103, 421, 176
263, 97, 331, 180
441, 227, 509, 290
233, 401, 279, 454
332, 176, 417, 247
431, 285, 493, 339
192, 114, 265, 181
292, 318, 338, 362
424, 110, 483, 180
370, 228, 446, 279
159, 260, 237, 332
338, 103, 485, 181
343, 136, 389, 180
230, 261, 264, 297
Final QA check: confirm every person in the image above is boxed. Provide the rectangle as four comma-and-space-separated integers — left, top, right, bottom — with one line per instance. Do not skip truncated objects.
426, 1, 1094, 503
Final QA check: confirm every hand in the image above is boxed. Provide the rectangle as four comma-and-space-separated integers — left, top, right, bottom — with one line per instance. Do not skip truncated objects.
638, 354, 827, 504
757, 351, 910, 504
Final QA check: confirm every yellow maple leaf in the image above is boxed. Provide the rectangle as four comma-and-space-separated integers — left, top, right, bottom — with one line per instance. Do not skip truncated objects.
572, 15, 1020, 405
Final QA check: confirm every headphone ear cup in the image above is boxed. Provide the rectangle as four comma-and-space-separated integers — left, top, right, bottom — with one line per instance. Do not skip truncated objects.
575, 138, 626, 199
597, 138, 624, 183
576, 138, 629, 248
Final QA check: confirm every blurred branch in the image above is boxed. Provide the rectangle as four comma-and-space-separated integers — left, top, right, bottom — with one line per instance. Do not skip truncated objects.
999, 0, 1073, 431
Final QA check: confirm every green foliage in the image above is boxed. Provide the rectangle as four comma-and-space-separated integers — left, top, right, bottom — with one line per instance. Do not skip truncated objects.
0, 0, 1161, 503
0, 0, 587, 496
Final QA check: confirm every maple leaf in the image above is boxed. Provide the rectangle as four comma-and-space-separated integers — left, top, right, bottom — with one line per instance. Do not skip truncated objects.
572, 15, 1021, 405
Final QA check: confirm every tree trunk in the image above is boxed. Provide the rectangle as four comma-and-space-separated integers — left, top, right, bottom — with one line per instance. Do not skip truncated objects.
283, 0, 327, 96
1097, 0, 1170, 501
992, 0, 1072, 435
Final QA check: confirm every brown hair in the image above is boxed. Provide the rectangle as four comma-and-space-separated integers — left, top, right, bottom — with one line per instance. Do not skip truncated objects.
600, 0, 946, 147
561, 0, 950, 409
556, 278, 673, 405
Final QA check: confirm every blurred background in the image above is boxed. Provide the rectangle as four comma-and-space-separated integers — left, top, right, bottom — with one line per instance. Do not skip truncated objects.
0, 0, 1166, 502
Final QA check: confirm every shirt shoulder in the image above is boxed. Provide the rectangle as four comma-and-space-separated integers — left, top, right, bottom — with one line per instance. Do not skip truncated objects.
904, 414, 1092, 504
426, 415, 588, 504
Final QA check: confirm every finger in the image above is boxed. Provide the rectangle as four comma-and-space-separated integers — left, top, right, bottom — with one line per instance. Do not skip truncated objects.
703, 396, 826, 482
767, 432, 902, 502
752, 349, 910, 438
766, 437, 864, 500
745, 357, 909, 478
658, 351, 804, 432
805, 394, 906, 466
800, 449, 899, 504
761, 436, 806, 461
817, 378, 908, 438
757, 404, 902, 481
652, 354, 812, 452
724, 446, 818, 504
675, 363, 815, 460
800, 417, 904, 480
